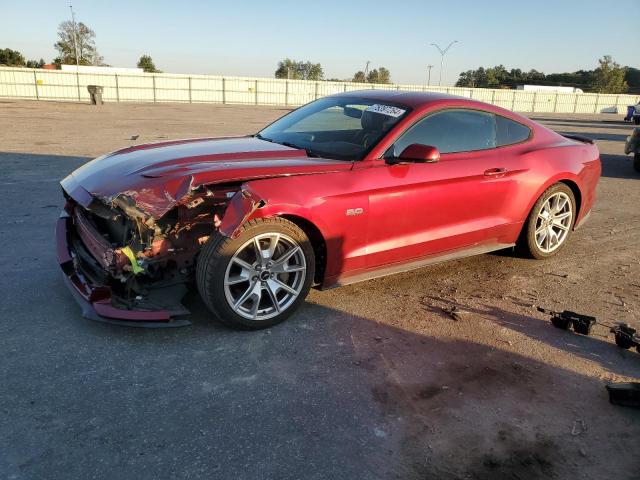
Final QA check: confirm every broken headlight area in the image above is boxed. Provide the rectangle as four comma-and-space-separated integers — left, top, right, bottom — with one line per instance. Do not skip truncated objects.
64, 184, 240, 309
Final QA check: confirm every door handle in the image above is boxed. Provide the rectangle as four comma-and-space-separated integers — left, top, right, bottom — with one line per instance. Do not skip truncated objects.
484, 167, 508, 177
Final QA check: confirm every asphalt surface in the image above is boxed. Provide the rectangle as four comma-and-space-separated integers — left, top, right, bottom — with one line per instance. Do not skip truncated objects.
0, 101, 639, 479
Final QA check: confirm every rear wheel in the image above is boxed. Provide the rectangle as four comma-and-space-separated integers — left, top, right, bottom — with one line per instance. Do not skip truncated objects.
634, 117, 640, 125
197, 217, 315, 329
520, 183, 576, 259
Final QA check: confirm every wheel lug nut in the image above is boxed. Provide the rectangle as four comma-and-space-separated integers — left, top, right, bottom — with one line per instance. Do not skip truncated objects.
252, 276, 257, 281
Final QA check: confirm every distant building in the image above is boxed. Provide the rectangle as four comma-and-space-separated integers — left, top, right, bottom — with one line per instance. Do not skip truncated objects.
60, 65, 144, 75
517, 84, 584, 94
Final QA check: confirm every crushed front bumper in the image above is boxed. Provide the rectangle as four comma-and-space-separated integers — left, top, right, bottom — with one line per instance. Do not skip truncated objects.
56, 210, 191, 327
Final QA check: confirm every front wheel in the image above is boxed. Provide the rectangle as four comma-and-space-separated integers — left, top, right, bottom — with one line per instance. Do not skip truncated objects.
520, 183, 576, 259
197, 217, 315, 329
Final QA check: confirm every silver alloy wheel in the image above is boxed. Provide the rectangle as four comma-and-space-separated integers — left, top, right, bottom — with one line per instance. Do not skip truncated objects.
534, 191, 573, 253
223, 233, 307, 321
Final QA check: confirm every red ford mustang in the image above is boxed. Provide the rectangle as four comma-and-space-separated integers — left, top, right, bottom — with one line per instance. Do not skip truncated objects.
57, 90, 601, 328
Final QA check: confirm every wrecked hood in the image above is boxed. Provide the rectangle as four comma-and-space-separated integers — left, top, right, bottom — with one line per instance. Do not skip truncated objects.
61, 136, 351, 218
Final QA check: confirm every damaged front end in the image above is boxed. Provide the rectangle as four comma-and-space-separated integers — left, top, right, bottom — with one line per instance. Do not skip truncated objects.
57, 180, 254, 327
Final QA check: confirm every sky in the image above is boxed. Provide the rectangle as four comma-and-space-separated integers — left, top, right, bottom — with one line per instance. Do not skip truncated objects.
3, 0, 639, 86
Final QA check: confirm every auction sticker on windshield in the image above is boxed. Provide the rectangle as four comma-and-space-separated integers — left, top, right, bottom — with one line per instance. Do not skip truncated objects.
365, 104, 406, 117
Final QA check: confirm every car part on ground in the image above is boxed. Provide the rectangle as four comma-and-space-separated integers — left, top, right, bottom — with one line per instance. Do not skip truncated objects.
605, 383, 640, 408
538, 306, 639, 353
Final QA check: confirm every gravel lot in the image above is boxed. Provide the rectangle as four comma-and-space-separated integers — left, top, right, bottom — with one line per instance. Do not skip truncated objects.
1, 100, 639, 479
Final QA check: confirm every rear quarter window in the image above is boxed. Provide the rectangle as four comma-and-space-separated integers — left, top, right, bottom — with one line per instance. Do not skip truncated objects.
496, 115, 531, 146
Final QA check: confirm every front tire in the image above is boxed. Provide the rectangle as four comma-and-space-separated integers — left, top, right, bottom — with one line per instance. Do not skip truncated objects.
197, 217, 315, 329
520, 183, 576, 259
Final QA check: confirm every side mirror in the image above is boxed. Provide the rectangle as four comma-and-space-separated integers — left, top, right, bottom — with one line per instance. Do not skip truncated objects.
397, 144, 440, 163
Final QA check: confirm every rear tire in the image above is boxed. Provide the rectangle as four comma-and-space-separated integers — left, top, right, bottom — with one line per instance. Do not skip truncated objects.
519, 183, 576, 259
634, 153, 640, 173
634, 117, 640, 125
197, 217, 315, 329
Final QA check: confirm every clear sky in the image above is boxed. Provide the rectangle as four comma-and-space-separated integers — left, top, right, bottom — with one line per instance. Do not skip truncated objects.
3, 0, 638, 86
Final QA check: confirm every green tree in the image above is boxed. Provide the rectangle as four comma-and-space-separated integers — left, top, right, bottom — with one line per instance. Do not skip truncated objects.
369, 66, 391, 84
26, 58, 45, 68
0, 48, 26, 66
54, 20, 103, 65
592, 55, 628, 93
137, 54, 160, 73
352, 71, 366, 83
275, 59, 323, 80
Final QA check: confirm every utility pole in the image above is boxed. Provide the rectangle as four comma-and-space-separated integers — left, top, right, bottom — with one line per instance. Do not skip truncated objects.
426, 65, 433, 86
364, 60, 370, 81
431, 41, 458, 86
69, 5, 80, 67
69, 4, 81, 101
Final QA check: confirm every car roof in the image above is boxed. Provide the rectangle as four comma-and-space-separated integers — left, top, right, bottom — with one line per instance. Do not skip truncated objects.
330, 89, 536, 126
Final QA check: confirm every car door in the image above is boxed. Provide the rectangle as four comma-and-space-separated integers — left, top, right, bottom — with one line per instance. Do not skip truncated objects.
360, 108, 527, 269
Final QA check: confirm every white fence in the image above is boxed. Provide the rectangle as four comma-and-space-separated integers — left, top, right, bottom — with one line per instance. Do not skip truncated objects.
1, 67, 638, 114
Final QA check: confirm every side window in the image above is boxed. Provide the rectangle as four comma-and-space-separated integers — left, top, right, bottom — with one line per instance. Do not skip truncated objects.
496, 115, 531, 146
389, 109, 496, 156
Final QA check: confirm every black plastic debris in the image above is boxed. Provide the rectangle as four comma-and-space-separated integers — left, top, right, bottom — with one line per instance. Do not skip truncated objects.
606, 383, 640, 408
537, 307, 596, 335
610, 323, 640, 352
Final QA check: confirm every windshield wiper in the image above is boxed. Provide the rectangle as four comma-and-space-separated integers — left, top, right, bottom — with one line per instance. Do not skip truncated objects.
256, 134, 319, 157
278, 141, 320, 158
255, 133, 274, 142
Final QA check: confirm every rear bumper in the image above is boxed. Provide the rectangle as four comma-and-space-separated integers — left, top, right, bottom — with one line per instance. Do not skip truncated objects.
56, 211, 190, 327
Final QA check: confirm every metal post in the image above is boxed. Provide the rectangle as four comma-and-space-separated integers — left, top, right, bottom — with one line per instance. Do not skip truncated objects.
573, 94, 579, 113
343, 84, 347, 92
615, 94, 620, 114
152, 75, 156, 102
314, 81, 318, 100
33, 70, 39, 100
490, 89, 495, 106
511, 91, 516, 111
76, 70, 81, 101
532, 91, 538, 113
553, 92, 558, 113
285, 80, 289, 106
594, 93, 600, 114
115, 74, 120, 102
222, 77, 226, 104
255, 79, 258, 105
188, 76, 192, 103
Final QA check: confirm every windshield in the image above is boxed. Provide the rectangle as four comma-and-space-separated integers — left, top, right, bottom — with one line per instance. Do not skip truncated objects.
257, 97, 411, 160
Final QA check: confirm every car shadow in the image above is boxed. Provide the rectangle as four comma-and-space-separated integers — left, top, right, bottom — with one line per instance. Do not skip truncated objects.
2, 149, 640, 479
600, 153, 639, 179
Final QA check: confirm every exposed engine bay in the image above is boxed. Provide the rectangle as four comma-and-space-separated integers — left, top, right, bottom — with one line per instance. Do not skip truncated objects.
63, 183, 249, 313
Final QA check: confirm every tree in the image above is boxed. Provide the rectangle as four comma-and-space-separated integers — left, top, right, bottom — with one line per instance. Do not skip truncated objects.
137, 54, 160, 73
275, 59, 323, 80
367, 67, 391, 84
592, 55, 628, 93
0, 48, 26, 66
26, 58, 45, 68
352, 66, 391, 84
54, 20, 103, 65
352, 71, 366, 83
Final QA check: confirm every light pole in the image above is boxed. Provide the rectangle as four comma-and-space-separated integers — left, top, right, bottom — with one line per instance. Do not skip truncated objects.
69, 5, 80, 67
69, 4, 81, 100
431, 41, 458, 86
426, 65, 433, 86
